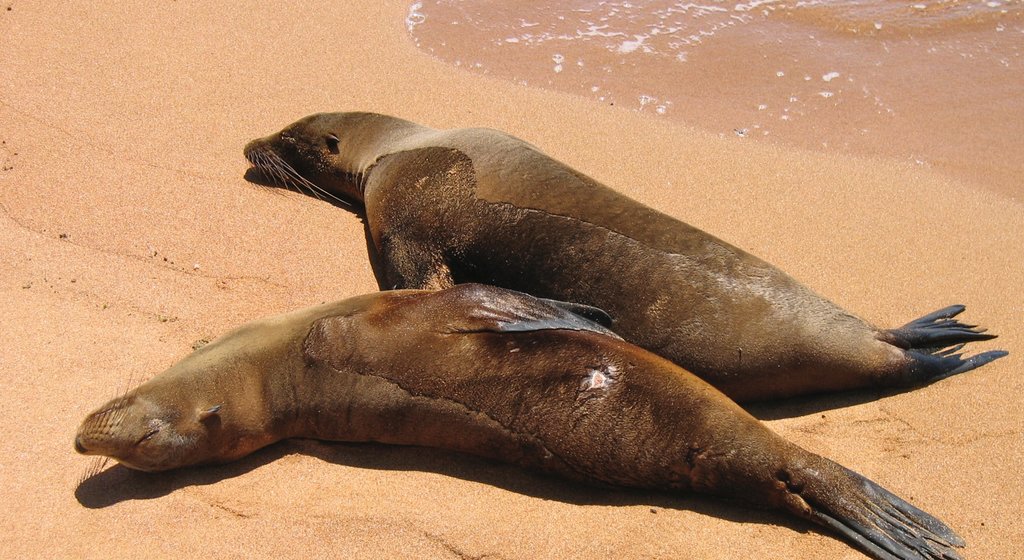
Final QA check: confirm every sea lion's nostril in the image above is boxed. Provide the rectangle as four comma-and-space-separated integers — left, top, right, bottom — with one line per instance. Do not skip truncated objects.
74, 436, 87, 454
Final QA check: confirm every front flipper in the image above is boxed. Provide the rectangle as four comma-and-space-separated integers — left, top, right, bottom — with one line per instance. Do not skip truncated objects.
436, 284, 620, 338
376, 233, 455, 291
538, 298, 615, 328
362, 147, 475, 292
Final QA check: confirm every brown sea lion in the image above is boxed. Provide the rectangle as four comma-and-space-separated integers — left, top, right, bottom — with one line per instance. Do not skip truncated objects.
76, 284, 963, 560
243, 112, 1006, 402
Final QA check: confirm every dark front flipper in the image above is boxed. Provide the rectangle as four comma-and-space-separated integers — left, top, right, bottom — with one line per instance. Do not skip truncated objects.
376, 234, 455, 291
438, 284, 620, 338
883, 305, 996, 349
538, 298, 615, 328
780, 461, 965, 560
363, 147, 475, 291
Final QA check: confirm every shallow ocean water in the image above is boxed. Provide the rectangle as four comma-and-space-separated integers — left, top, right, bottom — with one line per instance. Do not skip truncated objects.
408, 1, 1024, 198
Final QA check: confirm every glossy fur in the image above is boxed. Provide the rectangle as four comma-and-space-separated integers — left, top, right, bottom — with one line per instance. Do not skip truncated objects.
77, 285, 964, 560
244, 113, 1006, 401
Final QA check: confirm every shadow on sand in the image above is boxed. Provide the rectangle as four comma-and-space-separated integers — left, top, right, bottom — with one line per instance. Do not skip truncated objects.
75, 437, 823, 541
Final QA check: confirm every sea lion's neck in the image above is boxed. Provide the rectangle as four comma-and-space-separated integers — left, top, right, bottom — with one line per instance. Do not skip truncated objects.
155, 305, 358, 446
340, 122, 439, 202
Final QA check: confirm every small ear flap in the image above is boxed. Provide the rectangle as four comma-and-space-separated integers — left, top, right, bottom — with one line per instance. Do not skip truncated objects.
325, 133, 340, 154
198, 404, 222, 423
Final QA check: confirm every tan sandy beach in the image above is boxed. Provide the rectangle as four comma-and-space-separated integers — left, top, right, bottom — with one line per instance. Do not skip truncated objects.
0, 1, 1020, 558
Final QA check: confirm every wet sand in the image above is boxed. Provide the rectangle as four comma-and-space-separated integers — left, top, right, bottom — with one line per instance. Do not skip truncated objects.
0, 1, 1020, 558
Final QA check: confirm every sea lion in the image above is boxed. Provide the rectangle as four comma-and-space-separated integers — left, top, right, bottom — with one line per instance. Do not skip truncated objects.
243, 112, 1006, 402
76, 284, 963, 560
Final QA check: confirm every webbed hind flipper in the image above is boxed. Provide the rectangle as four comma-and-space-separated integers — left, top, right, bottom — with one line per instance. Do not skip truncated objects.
878, 305, 1007, 385
906, 347, 1009, 382
778, 459, 965, 560
883, 305, 997, 349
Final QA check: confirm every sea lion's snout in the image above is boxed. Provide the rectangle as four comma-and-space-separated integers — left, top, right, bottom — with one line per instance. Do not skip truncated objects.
243, 140, 258, 163
243, 137, 270, 166
74, 394, 188, 471
75, 386, 242, 472
73, 435, 87, 454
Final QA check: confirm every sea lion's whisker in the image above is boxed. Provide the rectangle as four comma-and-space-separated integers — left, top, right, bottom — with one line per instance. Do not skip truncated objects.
265, 151, 353, 208
252, 151, 281, 184
274, 161, 334, 203
253, 154, 268, 179
109, 372, 141, 428
78, 456, 109, 485
260, 152, 323, 201
300, 182, 326, 202
259, 151, 295, 186
246, 147, 354, 208
257, 152, 292, 192
308, 183, 352, 207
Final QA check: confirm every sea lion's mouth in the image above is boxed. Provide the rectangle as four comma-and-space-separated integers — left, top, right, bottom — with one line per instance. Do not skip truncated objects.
74, 436, 87, 454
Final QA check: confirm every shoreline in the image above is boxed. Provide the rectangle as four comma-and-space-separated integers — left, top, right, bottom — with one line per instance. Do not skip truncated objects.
0, 1, 1019, 558
409, 0, 1024, 200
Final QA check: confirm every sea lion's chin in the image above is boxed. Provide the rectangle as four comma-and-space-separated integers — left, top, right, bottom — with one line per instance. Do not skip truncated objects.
112, 457, 164, 472
114, 438, 207, 472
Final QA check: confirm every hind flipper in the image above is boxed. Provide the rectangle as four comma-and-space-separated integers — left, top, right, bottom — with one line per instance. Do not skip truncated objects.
884, 305, 996, 349
907, 348, 1009, 382
808, 470, 964, 560
779, 459, 965, 560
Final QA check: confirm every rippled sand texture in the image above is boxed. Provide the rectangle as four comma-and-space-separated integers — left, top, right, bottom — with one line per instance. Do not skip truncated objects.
408, 0, 1024, 198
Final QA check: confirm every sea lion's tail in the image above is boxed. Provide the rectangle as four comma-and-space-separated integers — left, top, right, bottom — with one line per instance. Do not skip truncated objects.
880, 305, 1007, 381
777, 457, 965, 560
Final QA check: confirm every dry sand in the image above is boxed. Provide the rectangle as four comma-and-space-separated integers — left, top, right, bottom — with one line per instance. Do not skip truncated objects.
0, 1, 1020, 558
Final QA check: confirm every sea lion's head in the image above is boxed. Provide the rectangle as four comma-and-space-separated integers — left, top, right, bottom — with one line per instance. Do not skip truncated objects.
243, 112, 424, 205
73, 297, 381, 473
74, 390, 227, 472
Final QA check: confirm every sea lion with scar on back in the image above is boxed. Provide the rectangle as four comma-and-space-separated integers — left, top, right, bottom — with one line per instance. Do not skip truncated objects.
242, 112, 1006, 403
76, 284, 964, 560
